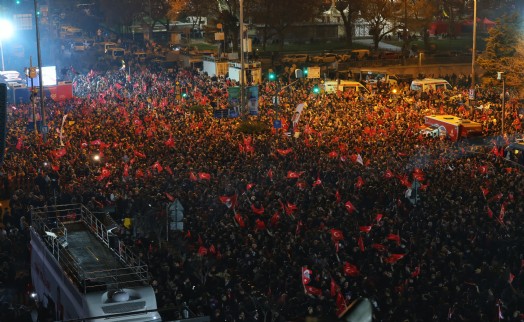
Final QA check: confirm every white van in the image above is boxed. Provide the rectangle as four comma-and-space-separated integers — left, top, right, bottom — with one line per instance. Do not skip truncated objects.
410, 78, 452, 92
323, 80, 370, 94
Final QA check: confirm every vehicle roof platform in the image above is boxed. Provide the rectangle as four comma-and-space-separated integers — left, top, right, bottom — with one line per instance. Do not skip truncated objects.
30, 204, 149, 294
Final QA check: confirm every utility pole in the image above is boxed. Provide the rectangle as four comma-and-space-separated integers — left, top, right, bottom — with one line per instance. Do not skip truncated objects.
471, 0, 477, 88
498, 72, 505, 135
239, 0, 245, 118
34, 0, 46, 139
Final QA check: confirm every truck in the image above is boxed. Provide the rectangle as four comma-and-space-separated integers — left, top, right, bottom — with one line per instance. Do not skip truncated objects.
30, 204, 162, 322
424, 115, 483, 141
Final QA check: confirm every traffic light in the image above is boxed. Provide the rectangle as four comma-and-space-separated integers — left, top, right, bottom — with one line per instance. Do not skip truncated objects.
312, 85, 320, 94
181, 87, 188, 98
303, 68, 308, 76
16, 0, 21, 4
268, 69, 276, 81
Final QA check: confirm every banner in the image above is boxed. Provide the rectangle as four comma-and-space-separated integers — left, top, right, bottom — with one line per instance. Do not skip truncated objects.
247, 86, 259, 115
168, 199, 184, 231
227, 86, 240, 110
292, 102, 306, 127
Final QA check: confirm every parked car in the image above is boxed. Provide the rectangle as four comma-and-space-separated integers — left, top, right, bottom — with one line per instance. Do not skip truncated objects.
280, 54, 309, 64
340, 49, 370, 61
133, 51, 147, 62
310, 53, 339, 63
72, 41, 87, 51
107, 48, 126, 60
381, 51, 402, 60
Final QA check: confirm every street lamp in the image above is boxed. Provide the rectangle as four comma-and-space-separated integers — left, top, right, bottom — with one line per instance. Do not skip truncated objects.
497, 72, 505, 135
471, 0, 477, 88
239, 0, 245, 117
0, 19, 14, 71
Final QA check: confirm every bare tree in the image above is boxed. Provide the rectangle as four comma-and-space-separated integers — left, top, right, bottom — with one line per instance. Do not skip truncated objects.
334, 0, 365, 46
360, 0, 402, 50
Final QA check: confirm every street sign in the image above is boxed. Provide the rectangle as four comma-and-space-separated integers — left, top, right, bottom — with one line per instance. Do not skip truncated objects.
307, 67, 321, 79
41, 125, 49, 134
273, 120, 282, 129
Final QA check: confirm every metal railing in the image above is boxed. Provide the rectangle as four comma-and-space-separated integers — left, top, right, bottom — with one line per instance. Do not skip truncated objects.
31, 203, 150, 294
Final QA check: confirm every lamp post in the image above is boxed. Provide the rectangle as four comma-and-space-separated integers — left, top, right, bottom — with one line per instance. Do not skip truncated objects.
471, 0, 477, 88
33, 0, 46, 137
497, 72, 505, 135
0, 19, 14, 71
239, 0, 245, 117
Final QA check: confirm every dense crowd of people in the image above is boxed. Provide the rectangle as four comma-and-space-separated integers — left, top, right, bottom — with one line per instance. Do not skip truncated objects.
1, 64, 523, 322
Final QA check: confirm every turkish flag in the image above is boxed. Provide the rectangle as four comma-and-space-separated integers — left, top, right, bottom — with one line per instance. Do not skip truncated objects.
165, 136, 175, 148
133, 150, 146, 158
277, 148, 293, 156
152, 161, 163, 173
384, 253, 405, 264
209, 244, 216, 255
304, 285, 322, 297
198, 172, 211, 180
267, 168, 273, 180
509, 272, 515, 284
480, 186, 489, 198
328, 151, 338, 158
135, 169, 144, 178
412, 168, 425, 181
487, 206, 493, 218
302, 267, 312, 285
330, 278, 339, 298
387, 233, 401, 245
336, 292, 347, 317
371, 243, 387, 252
312, 177, 322, 187
52, 148, 67, 159
296, 181, 307, 190
16, 137, 23, 150
384, 169, 395, 179
90, 139, 102, 146
97, 167, 111, 181
165, 192, 175, 202
286, 171, 304, 179
411, 266, 421, 278
255, 219, 266, 231
330, 229, 344, 241
189, 172, 198, 181
359, 225, 372, 233
335, 190, 341, 203
270, 212, 280, 227
355, 176, 364, 189
251, 204, 265, 215
375, 213, 383, 223
343, 261, 359, 277
358, 235, 365, 252
197, 246, 208, 256
344, 201, 357, 214
165, 165, 173, 175
234, 213, 246, 228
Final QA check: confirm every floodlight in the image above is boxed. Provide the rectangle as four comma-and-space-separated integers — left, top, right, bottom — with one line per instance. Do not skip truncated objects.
0, 20, 14, 40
